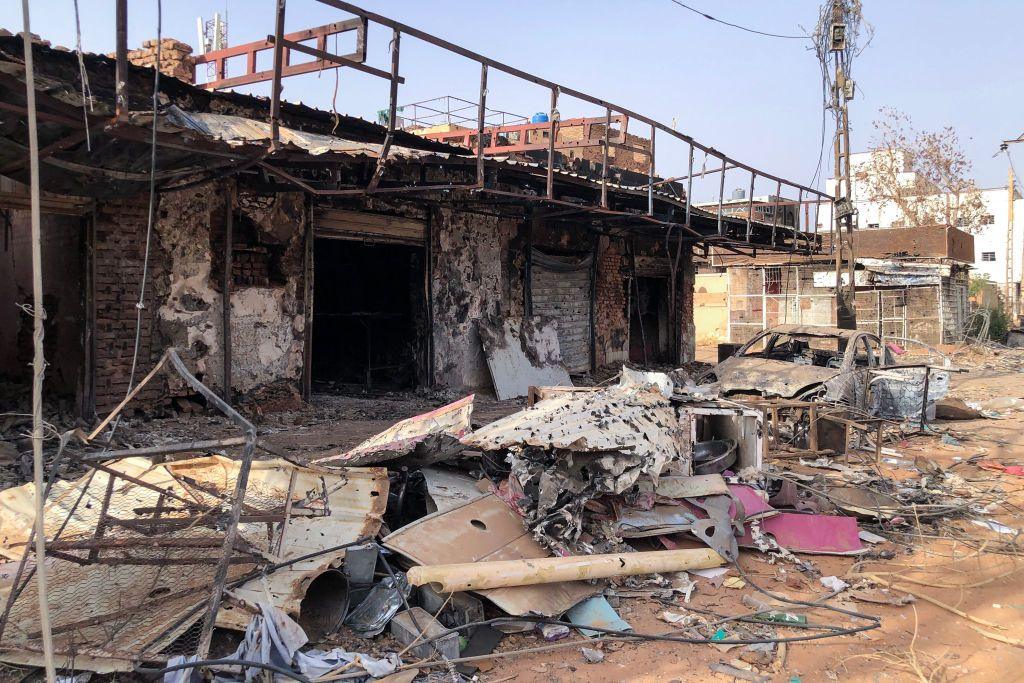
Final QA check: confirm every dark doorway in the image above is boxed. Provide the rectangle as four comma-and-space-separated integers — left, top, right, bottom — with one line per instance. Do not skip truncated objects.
312, 239, 426, 390
630, 277, 670, 363
0, 208, 86, 415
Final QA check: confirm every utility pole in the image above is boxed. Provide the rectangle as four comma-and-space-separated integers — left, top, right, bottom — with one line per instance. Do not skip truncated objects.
829, 1, 857, 329
1004, 134, 1023, 323
1008, 166, 1016, 318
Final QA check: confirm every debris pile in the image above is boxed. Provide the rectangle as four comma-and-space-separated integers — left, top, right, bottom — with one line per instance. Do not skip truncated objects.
2, 341, 1022, 682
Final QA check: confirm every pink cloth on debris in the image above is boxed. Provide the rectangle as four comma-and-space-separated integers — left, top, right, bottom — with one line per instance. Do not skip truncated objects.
739, 512, 865, 555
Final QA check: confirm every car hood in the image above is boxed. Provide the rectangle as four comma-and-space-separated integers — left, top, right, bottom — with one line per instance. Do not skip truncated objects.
714, 357, 838, 398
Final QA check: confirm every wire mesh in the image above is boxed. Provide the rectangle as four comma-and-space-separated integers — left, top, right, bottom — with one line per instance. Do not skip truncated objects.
0, 456, 281, 663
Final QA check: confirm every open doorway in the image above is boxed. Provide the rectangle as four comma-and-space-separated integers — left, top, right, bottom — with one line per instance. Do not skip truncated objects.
0, 207, 86, 415
630, 276, 670, 363
311, 239, 426, 391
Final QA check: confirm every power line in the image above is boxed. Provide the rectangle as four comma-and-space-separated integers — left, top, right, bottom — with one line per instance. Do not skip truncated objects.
668, 0, 808, 40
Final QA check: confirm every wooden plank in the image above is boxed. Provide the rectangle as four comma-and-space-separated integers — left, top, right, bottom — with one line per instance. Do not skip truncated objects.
313, 208, 425, 243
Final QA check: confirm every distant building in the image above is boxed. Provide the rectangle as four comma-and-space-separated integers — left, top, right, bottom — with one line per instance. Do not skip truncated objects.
695, 189, 800, 230
824, 151, 1023, 293
696, 225, 975, 346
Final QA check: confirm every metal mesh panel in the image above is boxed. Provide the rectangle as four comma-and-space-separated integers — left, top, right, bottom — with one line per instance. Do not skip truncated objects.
0, 459, 270, 664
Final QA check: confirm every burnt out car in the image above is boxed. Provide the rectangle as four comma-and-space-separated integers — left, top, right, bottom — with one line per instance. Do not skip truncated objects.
710, 324, 892, 408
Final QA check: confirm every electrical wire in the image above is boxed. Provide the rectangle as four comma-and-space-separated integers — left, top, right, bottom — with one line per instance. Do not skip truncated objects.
139, 659, 310, 683
72, 0, 93, 151
667, 0, 809, 40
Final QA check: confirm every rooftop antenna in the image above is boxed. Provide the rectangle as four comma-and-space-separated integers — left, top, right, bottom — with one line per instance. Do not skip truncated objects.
197, 11, 228, 80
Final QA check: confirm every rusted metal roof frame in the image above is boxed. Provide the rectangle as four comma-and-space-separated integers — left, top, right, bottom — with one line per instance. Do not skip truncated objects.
253, 0, 831, 256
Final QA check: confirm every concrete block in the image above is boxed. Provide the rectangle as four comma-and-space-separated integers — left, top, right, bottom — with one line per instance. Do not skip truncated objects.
417, 583, 485, 635
390, 607, 460, 660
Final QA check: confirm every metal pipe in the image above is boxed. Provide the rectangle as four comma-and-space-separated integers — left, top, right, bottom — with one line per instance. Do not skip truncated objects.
115, 0, 128, 120
601, 107, 611, 208
745, 172, 755, 241
546, 87, 558, 199
314, 0, 832, 200
19, 5, 56, 679
476, 63, 488, 187
269, 0, 287, 144
647, 124, 655, 216
222, 187, 233, 401
368, 29, 401, 191
716, 162, 726, 235
78, 437, 249, 463
685, 142, 693, 227
795, 188, 803, 253
771, 179, 781, 246
170, 348, 257, 658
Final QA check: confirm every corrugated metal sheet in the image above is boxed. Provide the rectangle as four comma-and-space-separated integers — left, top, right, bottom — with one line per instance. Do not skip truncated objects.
312, 396, 474, 467
462, 383, 686, 484
531, 253, 592, 373
163, 108, 445, 160
0, 456, 387, 668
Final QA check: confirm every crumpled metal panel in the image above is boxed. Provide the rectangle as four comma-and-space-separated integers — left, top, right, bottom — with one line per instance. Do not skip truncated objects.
312, 395, 474, 468
215, 458, 387, 630
872, 366, 950, 423
462, 383, 687, 486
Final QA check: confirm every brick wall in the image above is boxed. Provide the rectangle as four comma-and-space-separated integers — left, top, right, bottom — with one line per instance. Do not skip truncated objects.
594, 236, 629, 367
92, 198, 171, 413
125, 38, 195, 82
556, 123, 650, 174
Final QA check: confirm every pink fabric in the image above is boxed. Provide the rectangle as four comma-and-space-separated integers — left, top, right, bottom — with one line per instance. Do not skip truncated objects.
739, 512, 865, 555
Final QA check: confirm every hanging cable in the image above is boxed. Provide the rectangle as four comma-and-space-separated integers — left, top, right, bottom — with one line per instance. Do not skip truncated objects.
19, 3, 57, 680
107, 0, 162, 445
668, 0, 808, 40
72, 0, 93, 151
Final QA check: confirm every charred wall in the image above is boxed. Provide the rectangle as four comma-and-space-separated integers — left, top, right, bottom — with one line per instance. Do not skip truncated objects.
594, 236, 629, 367
92, 182, 306, 414
429, 206, 523, 389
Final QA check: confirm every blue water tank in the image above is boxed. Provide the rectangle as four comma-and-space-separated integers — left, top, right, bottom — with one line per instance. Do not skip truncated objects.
531, 112, 549, 124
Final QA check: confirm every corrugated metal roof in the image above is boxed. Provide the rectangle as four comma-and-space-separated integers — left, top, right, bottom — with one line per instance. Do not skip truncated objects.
164, 108, 446, 160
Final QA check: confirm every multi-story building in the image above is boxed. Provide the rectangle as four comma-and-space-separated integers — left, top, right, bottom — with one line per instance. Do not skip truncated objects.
824, 151, 1023, 294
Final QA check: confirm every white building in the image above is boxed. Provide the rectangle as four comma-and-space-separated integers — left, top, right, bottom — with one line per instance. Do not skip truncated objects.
824, 150, 1023, 288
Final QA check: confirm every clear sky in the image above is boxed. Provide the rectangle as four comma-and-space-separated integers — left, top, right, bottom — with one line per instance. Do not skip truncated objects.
4, 1, 1023, 200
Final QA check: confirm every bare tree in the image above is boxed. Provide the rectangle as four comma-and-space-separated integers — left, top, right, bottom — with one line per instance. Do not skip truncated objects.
859, 108, 985, 232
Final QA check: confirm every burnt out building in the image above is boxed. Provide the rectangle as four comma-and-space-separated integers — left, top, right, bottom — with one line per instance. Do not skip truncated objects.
0, 26, 824, 419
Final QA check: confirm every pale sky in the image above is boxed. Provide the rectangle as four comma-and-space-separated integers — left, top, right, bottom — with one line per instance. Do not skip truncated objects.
4, 1, 1023, 200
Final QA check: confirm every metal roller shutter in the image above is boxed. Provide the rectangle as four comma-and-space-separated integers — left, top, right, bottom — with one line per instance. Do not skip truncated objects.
530, 249, 592, 373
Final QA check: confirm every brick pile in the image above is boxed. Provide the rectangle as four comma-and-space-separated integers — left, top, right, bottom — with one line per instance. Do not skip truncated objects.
125, 38, 195, 83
